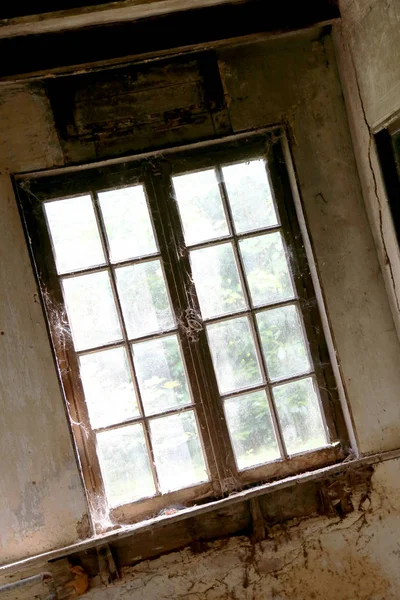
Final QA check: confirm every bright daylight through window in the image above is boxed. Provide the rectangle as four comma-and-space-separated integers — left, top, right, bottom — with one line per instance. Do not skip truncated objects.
18, 133, 342, 522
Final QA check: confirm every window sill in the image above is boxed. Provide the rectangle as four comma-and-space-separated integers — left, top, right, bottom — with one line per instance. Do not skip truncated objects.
110, 443, 343, 525
4, 445, 400, 575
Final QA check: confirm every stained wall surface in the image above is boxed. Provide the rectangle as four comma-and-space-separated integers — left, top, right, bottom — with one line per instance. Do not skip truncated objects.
334, 0, 400, 341
1, 10, 400, 591
0, 91, 89, 564
83, 459, 400, 600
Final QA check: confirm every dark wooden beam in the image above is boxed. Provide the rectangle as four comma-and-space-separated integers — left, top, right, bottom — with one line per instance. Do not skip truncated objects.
0, 0, 339, 79
0, 1, 112, 19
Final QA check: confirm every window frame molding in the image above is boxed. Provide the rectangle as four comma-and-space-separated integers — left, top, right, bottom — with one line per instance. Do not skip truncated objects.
15, 127, 348, 531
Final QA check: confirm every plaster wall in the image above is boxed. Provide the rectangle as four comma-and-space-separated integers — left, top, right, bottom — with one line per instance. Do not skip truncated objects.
84, 459, 400, 600
334, 0, 400, 338
0, 92, 88, 564
1, 21, 400, 594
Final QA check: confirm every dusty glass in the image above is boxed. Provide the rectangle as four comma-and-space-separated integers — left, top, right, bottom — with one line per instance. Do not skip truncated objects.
45, 195, 105, 273
223, 160, 278, 233
133, 334, 191, 415
97, 424, 155, 506
257, 305, 310, 381
79, 347, 139, 429
98, 185, 157, 262
224, 390, 280, 470
207, 316, 262, 394
62, 271, 122, 351
240, 232, 294, 307
150, 411, 208, 492
116, 260, 174, 338
273, 377, 327, 455
173, 169, 229, 245
190, 243, 245, 319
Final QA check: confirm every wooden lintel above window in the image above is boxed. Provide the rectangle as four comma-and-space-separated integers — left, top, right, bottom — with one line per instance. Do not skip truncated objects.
0, 0, 339, 81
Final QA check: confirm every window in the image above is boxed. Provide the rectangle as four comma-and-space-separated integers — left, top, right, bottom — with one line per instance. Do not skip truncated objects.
18, 131, 344, 526
375, 119, 400, 247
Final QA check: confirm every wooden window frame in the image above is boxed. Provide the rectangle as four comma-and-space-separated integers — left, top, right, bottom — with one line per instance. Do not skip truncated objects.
16, 129, 347, 530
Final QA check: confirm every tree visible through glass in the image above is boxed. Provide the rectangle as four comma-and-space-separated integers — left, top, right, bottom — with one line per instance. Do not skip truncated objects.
42, 151, 330, 511
173, 159, 327, 472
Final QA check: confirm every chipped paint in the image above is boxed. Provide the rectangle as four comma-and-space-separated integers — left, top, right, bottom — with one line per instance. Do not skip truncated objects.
1, 11, 400, 582
82, 460, 400, 599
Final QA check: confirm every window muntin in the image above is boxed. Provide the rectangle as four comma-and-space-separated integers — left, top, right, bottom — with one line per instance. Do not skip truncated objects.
19, 133, 342, 523
44, 182, 209, 506
172, 158, 326, 469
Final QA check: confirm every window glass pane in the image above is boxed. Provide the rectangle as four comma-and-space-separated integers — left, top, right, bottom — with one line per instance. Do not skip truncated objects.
62, 271, 122, 351
273, 377, 327, 455
222, 160, 278, 233
173, 169, 229, 245
240, 232, 294, 307
190, 243, 246, 319
98, 185, 157, 262
150, 411, 208, 493
257, 305, 310, 381
97, 424, 155, 507
133, 335, 191, 415
207, 317, 262, 394
79, 347, 139, 429
116, 260, 174, 339
224, 390, 280, 470
45, 195, 105, 274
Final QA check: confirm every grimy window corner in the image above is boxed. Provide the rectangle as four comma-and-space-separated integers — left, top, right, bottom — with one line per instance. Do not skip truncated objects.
16, 130, 347, 531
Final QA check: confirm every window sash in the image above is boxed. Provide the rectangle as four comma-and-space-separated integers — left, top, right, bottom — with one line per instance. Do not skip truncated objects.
16, 130, 345, 528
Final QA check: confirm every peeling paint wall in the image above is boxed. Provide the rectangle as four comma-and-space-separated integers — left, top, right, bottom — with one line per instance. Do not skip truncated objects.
1, 14, 400, 591
84, 459, 400, 599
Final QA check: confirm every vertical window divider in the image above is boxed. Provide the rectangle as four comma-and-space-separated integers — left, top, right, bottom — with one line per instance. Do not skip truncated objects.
144, 160, 241, 495
90, 190, 161, 495
215, 165, 288, 460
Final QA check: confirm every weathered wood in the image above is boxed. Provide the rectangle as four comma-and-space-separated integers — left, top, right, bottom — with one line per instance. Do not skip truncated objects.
0, 0, 236, 36
0, 447, 396, 576
46, 52, 232, 164
249, 498, 265, 543
97, 545, 119, 586
0, 1, 340, 80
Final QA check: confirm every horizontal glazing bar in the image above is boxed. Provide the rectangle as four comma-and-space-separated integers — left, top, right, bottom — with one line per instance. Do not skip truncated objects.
220, 382, 268, 400
234, 225, 282, 241
92, 403, 196, 434
203, 298, 300, 326
59, 262, 108, 278
59, 252, 161, 278
129, 327, 179, 345
185, 224, 283, 252
75, 327, 180, 356
76, 339, 126, 356
218, 370, 317, 400
270, 370, 316, 388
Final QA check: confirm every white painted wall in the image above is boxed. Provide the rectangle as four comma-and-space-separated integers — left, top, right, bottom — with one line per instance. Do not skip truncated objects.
1, 6, 400, 582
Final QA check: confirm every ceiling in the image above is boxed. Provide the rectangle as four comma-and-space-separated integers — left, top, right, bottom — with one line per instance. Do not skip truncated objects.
0, 0, 340, 80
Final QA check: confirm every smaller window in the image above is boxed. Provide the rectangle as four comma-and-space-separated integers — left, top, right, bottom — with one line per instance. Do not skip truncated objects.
18, 131, 345, 526
375, 120, 400, 247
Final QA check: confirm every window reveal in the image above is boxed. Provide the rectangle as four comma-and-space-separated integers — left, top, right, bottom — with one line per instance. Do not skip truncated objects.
18, 133, 343, 525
